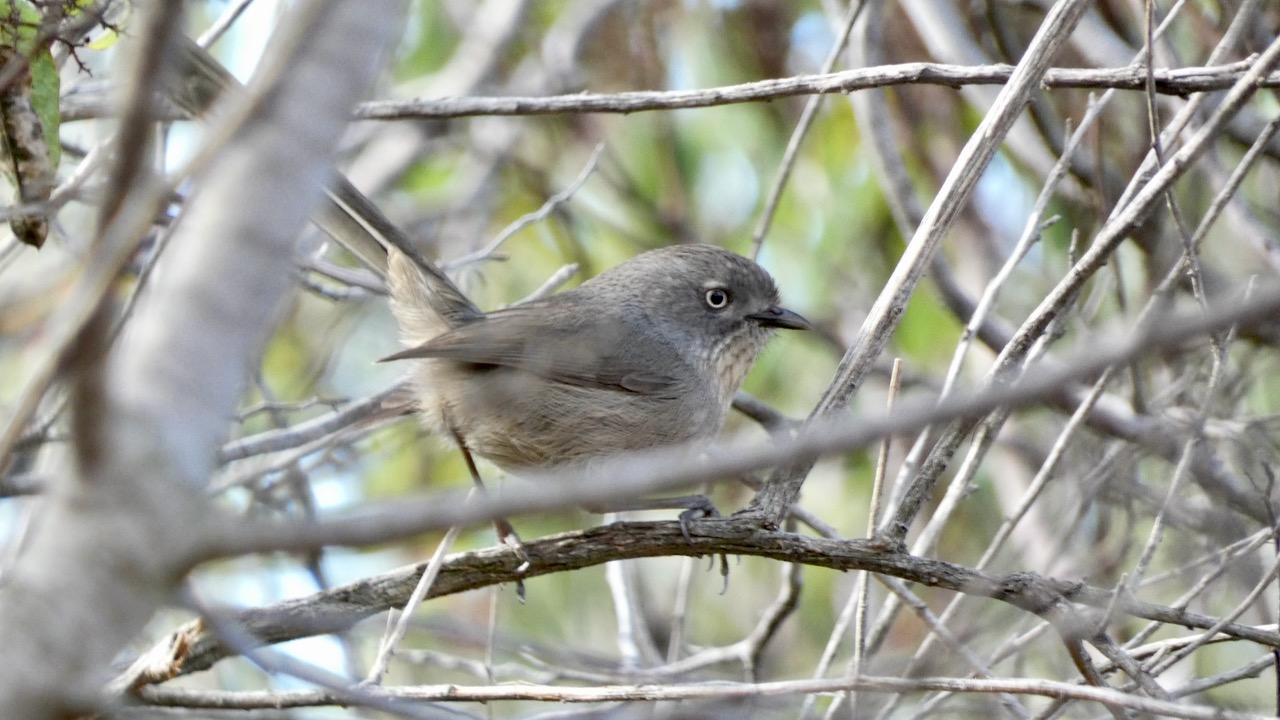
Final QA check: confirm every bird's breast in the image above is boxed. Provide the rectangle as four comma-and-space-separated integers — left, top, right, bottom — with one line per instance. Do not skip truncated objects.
412, 360, 724, 472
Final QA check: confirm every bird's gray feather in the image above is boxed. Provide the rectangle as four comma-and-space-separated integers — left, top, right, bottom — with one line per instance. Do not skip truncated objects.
381, 302, 686, 397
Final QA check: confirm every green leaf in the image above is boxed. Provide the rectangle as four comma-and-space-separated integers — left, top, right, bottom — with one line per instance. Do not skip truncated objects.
27, 47, 58, 167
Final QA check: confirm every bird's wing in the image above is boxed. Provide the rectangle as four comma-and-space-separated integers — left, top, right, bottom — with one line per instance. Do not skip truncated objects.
379, 304, 685, 396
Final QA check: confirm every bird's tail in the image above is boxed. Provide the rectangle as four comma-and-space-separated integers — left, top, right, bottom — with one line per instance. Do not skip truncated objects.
386, 248, 481, 346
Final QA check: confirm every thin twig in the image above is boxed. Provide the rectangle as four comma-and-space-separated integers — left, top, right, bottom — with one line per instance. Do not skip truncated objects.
442, 143, 605, 270
750, 0, 866, 260
364, 492, 476, 685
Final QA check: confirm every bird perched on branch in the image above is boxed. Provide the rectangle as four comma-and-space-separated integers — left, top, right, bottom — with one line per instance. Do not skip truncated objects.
381, 244, 808, 533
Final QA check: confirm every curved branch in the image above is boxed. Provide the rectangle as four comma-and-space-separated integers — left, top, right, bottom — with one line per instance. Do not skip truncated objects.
115, 520, 1280, 690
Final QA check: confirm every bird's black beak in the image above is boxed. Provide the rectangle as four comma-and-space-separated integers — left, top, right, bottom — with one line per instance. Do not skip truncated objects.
748, 305, 811, 331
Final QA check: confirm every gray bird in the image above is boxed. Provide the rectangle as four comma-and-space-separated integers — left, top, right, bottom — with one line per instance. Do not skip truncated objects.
383, 244, 808, 472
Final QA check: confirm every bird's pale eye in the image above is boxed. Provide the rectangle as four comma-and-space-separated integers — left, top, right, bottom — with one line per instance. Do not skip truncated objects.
704, 287, 731, 310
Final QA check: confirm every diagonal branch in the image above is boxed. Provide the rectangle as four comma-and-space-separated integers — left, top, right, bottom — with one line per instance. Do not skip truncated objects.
748, 0, 1092, 525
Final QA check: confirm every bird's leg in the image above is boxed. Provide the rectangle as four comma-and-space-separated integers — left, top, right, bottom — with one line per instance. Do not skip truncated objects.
447, 424, 530, 575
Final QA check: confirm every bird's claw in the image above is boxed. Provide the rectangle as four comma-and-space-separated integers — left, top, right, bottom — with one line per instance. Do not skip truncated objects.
675, 499, 731, 593
677, 498, 721, 542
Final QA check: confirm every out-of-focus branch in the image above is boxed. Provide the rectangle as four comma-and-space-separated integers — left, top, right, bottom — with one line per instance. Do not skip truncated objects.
169, 279, 1280, 570
0, 1, 407, 716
